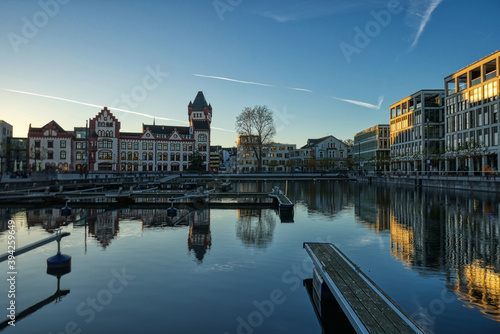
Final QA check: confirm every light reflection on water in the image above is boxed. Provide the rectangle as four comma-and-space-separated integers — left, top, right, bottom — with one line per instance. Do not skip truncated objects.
0, 181, 499, 333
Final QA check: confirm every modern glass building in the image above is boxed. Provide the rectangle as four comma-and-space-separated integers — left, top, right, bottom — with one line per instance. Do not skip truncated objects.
444, 50, 500, 174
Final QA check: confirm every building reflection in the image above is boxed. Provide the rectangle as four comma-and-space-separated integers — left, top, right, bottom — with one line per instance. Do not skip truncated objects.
188, 209, 211, 263
86, 209, 119, 248
236, 209, 275, 248
290, 180, 353, 218
354, 185, 500, 322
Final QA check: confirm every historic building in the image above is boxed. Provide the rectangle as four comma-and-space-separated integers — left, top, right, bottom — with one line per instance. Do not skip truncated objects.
27, 120, 74, 172
389, 89, 445, 172
27, 91, 212, 173
291, 135, 352, 171
353, 124, 390, 171
444, 50, 500, 173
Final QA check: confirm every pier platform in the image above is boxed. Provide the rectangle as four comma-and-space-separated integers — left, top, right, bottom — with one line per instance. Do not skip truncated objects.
303, 242, 425, 334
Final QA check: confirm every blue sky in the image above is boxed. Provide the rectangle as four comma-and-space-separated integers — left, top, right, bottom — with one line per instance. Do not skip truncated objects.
1, 0, 499, 147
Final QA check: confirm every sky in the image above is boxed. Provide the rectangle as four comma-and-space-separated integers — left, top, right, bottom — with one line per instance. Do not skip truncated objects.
1, 0, 499, 147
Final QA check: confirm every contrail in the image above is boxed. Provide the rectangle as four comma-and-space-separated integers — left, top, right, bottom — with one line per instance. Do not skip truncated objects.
287, 87, 313, 93
332, 96, 384, 110
4, 88, 235, 132
408, 0, 444, 50
4, 88, 187, 123
193, 73, 384, 110
192, 73, 274, 87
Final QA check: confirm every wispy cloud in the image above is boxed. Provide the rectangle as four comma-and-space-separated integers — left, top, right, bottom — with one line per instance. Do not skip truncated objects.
192, 74, 274, 87
407, 0, 445, 50
332, 95, 384, 110
258, 0, 386, 23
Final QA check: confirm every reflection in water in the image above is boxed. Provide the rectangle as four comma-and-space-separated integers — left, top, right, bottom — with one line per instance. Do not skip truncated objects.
354, 184, 500, 323
188, 210, 211, 263
458, 261, 500, 321
236, 209, 276, 248
1, 181, 499, 328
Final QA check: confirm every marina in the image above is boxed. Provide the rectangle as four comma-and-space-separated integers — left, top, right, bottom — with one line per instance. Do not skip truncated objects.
0, 181, 499, 333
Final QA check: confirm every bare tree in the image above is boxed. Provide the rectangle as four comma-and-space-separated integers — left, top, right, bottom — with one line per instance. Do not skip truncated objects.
343, 138, 354, 147
236, 105, 276, 172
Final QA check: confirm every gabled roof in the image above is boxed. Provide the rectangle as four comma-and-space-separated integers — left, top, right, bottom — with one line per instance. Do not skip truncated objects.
30, 120, 67, 133
190, 91, 209, 111
302, 135, 345, 149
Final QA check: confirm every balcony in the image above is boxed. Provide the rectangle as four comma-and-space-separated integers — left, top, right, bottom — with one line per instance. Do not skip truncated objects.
470, 77, 482, 87
485, 70, 497, 81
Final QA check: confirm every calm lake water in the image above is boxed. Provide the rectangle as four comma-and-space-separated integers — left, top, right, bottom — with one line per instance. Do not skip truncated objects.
1, 181, 499, 333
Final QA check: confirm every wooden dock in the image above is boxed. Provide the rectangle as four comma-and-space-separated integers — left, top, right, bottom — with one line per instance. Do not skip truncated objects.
303, 242, 425, 334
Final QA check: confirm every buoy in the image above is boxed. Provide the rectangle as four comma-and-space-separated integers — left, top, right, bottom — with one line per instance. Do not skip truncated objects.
47, 253, 72, 276
167, 206, 177, 217
47, 230, 71, 276
60, 202, 71, 216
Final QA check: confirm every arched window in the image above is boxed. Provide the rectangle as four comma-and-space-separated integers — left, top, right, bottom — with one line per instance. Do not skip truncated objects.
128, 152, 133, 161
170, 153, 175, 161
148, 152, 153, 160
163, 152, 168, 161
158, 152, 162, 161
121, 152, 126, 160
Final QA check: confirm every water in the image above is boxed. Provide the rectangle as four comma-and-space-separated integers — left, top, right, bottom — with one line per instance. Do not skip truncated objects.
0, 181, 499, 333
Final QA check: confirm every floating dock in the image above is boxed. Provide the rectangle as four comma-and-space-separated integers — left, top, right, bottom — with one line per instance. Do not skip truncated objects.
303, 242, 425, 334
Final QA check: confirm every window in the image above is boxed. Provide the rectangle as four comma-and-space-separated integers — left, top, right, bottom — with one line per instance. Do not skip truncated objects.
142, 142, 147, 150
76, 152, 82, 160
134, 142, 139, 150
148, 142, 153, 150
60, 140, 66, 148
98, 151, 112, 160
35, 140, 41, 148
122, 142, 127, 149
48, 151, 54, 159
48, 141, 54, 148
199, 134, 207, 142
142, 152, 147, 160
60, 151, 66, 159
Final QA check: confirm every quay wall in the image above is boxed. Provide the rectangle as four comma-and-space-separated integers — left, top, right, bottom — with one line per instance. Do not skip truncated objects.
366, 175, 500, 193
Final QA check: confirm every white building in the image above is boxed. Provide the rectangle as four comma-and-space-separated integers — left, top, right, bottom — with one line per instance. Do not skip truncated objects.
0, 120, 13, 174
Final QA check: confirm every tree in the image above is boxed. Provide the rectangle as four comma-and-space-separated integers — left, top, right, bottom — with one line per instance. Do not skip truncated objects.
188, 151, 206, 172
343, 138, 354, 147
235, 105, 276, 172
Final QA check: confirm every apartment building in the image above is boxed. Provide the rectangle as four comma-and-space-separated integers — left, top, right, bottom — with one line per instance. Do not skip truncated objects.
236, 135, 296, 173
353, 124, 390, 171
444, 50, 500, 173
291, 135, 352, 171
0, 120, 13, 174
389, 89, 445, 172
